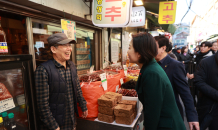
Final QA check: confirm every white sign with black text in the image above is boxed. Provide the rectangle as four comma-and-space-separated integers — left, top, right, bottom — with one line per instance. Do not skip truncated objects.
129, 6, 146, 27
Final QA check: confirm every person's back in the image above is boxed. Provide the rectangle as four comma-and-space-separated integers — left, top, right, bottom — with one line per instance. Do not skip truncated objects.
194, 53, 218, 130
138, 60, 186, 130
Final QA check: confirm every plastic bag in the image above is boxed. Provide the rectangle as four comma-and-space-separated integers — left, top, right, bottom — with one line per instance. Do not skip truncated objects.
0, 82, 13, 101
77, 71, 121, 118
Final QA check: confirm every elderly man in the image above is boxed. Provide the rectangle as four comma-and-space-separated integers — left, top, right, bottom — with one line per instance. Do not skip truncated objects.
35, 33, 88, 130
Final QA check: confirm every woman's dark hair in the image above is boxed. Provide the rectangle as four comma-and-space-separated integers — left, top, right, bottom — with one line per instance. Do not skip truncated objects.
166, 43, 173, 52
181, 46, 187, 54
200, 41, 212, 47
132, 32, 158, 65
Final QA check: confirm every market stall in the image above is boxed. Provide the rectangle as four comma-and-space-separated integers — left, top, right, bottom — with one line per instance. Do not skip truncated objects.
76, 65, 143, 130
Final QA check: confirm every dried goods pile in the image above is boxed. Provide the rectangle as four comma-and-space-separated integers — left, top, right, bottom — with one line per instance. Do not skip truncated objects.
121, 80, 137, 89
117, 89, 138, 97
79, 70, 118, 82
97, 92, 137, 125
104, 65, 123, 70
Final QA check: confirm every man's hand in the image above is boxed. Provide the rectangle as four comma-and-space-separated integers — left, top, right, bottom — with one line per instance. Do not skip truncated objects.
187, 73, 194, 79
82, 110, 88, 118
55, 127, 60, 130
189, 122, 199, 130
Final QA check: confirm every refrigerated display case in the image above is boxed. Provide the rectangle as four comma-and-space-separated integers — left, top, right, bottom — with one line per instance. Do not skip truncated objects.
0, 55, 37, 130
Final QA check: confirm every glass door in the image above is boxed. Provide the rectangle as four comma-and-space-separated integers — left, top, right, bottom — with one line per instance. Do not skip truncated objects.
0, 55, 36, 130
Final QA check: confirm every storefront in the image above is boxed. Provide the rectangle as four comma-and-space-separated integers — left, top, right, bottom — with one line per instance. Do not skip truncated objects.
0, 1, 102, 130
0, 0, 103, 74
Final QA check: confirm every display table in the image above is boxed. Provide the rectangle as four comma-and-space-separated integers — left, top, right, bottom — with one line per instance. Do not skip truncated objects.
76, 111, 144, 130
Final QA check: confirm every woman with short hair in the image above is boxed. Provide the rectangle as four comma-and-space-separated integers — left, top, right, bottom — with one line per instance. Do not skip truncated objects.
127, 33, 186, 130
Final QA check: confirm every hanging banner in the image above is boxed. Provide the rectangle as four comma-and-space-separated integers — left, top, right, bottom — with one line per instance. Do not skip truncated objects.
92, 0, 133, 27
158, 1, 177, 24
0, 42, 8, 53
129, 6, 146, 27
61, 19, 76, 40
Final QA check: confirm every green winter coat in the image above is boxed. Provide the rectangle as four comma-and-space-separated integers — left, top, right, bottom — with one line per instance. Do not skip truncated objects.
135, 59, 186, 130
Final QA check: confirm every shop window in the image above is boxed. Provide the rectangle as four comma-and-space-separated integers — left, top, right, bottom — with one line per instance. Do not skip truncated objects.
76, 28, 95, 75
109, 29, 122, 65
0, 12, 28, 55
176, 40, 180, 43
32, 22, 95, 75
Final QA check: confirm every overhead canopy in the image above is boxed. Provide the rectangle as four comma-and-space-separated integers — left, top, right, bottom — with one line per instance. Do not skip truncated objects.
143, 0, 175, 14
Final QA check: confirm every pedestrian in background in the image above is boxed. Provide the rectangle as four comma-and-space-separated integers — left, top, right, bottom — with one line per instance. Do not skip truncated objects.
180, 46, 190, 73
172, 45, 178, 54
155, 36, 199, 130
194, 52, 218, 130
188, 42, 213, 80
128, 33, 186, 130
211, 41, 218, 54
194, 45, 200, 54
175, 47, 182, 61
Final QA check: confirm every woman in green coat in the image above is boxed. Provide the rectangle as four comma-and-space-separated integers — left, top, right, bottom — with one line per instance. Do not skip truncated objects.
127, 33, 186, 130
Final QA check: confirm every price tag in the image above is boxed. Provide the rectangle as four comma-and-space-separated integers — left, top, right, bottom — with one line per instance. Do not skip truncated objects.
123, 65, 128, 76
100, 73, 107, 91
90, 65, 94, 73
120, 78, 124, 85
116, 85, 119, 93
16, 94, 25, 105
0, 98, 15, 113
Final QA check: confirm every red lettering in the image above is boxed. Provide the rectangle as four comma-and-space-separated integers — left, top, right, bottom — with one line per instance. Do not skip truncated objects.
163, 3, 174, 11
162, 15, 173, 23
105, 15, 121, 21
106, 6, 121, 14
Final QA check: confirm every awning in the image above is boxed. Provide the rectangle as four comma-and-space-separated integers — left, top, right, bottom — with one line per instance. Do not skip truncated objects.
143, 0, 175, 14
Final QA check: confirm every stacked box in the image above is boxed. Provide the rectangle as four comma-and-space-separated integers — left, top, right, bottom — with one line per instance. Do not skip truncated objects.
98, 94, 117, 108
98, 92, 120, 123
104, 92, 122, 102
98, 92, 137, 125
114, 104, 133, 117
119, 100, 137, 117
98, 113, 114, 123
114, 104, 134, 125
115, 113, 135, 125
98, 106, 114, 116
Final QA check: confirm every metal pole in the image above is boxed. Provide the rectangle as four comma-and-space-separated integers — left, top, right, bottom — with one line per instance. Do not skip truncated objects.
26, 17, 36, 70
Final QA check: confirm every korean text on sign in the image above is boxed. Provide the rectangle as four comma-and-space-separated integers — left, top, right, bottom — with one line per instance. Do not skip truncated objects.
158, 1, 177, 24
93, 0, 132, 27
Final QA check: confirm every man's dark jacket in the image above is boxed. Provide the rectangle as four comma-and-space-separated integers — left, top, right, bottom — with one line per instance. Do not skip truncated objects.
41, 60, 79, 126
194, 54, 218, 122
159, 55, 198, 122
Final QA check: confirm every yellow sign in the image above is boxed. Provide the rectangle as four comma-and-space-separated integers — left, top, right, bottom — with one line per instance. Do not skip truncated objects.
85, 41, 87, 48
61, 19, 68, 30
158, 1, 177, 24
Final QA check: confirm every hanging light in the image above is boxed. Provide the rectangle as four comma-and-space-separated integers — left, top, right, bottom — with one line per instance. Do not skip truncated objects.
134, 0, 143, 5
